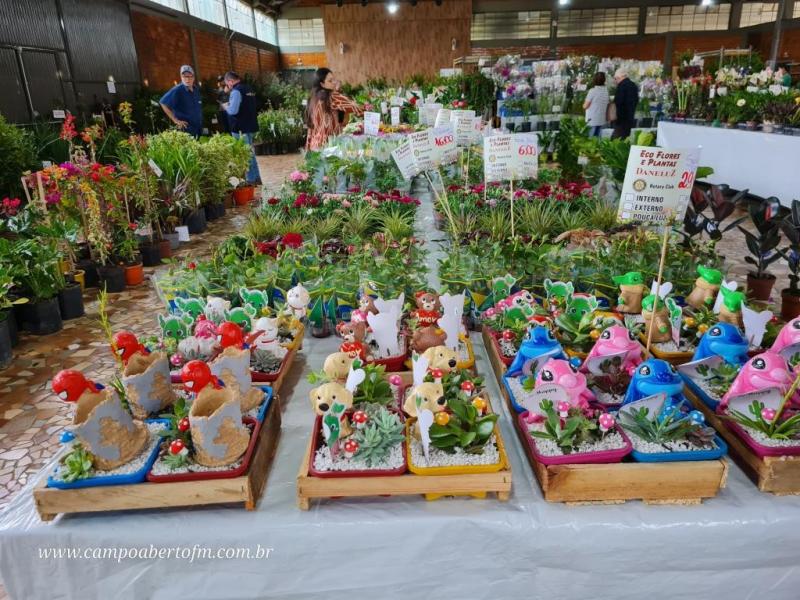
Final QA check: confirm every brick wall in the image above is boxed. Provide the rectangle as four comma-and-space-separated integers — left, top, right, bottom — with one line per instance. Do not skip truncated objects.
131, 11, 192, 90
749, 27, 800, 63
131, 9, 278, 90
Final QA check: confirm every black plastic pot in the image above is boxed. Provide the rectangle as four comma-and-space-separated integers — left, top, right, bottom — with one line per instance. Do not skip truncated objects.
6, 307, 19, 347
0, 316, 11, 370
99, 265, 126, 293
139, 243, 161, 267
76, 259, 99, 288
536, 121, 547, 132
204, 203, 218, 221
20, 297, 63, 335
520, 121, 532, 132
185, 208, 207, 234
216, 201, 226, 218
58, 283, 85, 320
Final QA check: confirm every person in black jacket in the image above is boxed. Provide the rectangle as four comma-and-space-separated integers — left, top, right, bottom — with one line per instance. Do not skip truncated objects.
223, 71, 261, 185
612, 69, 639, 140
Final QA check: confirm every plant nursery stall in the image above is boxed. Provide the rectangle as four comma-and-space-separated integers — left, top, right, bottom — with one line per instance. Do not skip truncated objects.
2, 1, 800, 597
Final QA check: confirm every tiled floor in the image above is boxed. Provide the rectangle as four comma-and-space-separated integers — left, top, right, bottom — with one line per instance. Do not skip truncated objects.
0, 150, 782, 598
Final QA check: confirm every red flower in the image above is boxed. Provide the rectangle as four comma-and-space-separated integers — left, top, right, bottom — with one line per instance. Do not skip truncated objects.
128, 222, 137, 230
188, 262, 196, 270
256, 241, 278, 257
281, 233, 303, 249
267, 197, 279, 205
408, 96, 417, 106
1, 197, 21, 217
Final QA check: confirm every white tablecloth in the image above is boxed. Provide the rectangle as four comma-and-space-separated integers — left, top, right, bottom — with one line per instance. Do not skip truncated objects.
657, 122, 800, 206
1, 332, 800, 600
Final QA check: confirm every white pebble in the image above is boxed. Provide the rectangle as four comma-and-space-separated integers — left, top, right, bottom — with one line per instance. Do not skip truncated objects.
624, 429, 715, 453
409, 435, 500, 468
313, 442, 404, 472
527, 422, 626, 456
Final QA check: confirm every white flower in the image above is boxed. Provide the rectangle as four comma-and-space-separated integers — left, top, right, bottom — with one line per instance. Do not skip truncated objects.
736, 99, 746, 107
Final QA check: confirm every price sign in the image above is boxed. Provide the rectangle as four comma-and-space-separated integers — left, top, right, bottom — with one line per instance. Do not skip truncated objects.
390, 106, 400, 126
434, 108, 452, 128
617, 146, 701, 224
364, 111, 381, 137
512, 134, 538, 179
453, 115, 481, 147
430, 125, 457, 166
391, 141, 420, 181
52, 109, 66, 119
147, 159, 163, 177
483, 133, 538, 182
421, 103, 442, 126
408, 130, 436, 171
450, 109, 476, 122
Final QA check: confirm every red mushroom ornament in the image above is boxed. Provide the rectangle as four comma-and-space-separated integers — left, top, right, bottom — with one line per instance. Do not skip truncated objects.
178, 417, 190, 432
169, 439, 189, 456
460, 380, 475, 394
501, 330, 516, 342
52, 370, 99, 403
111, 331, 146, 364
343, 439, 359, 458
180, 360, 220, 394
352, 410, 368, 429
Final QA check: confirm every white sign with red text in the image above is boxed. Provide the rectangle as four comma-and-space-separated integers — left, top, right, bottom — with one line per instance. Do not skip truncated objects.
391, 141, 420, 181
430, 125, 457, 166
617, 146, 701, 224
408, 130, 437, 171
483, 133, 539, 182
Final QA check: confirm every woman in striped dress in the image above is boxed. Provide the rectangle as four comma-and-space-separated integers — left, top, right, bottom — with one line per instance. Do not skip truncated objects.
305, 68, 363, 151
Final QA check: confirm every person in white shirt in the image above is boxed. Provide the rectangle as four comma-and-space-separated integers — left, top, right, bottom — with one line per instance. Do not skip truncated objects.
583, 72, 610, 137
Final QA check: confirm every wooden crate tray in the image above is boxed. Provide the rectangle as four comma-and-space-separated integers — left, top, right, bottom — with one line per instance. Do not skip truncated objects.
686, 388, 800, 496
33, 397, 283, 521
296, 432, 512, 509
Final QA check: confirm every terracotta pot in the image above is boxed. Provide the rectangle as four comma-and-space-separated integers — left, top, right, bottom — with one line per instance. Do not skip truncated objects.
233, 185, 255, 206
747, 273, 776, 302
781, 289, 800, 321
158, 239, 172, 259
125, 262, 145, 286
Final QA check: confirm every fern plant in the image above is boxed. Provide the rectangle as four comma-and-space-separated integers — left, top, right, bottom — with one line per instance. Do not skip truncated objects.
353, 407, 404, 466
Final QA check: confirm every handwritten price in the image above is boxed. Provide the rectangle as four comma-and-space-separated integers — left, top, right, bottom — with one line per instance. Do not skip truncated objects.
434, 135, 454, 146
677, 171, 695, 189
517, 145, 536, 156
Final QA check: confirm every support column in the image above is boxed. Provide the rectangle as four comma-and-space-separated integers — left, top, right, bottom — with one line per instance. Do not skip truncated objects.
188, 26, 199, 79
769, 0, 788, 67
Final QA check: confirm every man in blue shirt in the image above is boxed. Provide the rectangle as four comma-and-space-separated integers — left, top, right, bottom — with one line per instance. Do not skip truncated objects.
223, 71, 261, 185
159, 65, 203, 138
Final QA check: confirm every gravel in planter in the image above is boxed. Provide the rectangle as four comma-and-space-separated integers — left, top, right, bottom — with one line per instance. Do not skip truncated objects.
409, 435, 500, 468
737, 424, 800, 448
685, 373, 726, 403
506, 376, 538, 404
150, 452, 244, 476
624, 429, 716, 453
313, 442, 404, 472
498, 338, 517, 359
527, 423, 626, 457
50, 422, 166, 482
652, 340, 695, 353
593, 389, 625, 405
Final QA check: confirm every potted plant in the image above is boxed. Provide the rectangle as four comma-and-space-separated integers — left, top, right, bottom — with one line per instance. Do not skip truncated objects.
0, 274, 27, 368
738, 198, 784, 302
779, 199, 800, 319
14, 238, 65, 335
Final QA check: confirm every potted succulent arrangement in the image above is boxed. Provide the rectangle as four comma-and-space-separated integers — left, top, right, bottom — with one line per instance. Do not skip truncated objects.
739, 197, 784, 302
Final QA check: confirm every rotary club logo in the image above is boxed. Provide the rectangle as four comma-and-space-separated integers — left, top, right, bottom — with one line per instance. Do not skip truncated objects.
633, 179, 647, 192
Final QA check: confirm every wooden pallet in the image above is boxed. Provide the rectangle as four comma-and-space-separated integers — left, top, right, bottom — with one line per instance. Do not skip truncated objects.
296, 433, 512, 510
33, 397, 283, 521
686, 389, 800, 495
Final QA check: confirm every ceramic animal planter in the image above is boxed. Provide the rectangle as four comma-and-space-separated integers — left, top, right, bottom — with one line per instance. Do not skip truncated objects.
581, 325, 644, 374
189, 385, 250, 467
719, 287, 745, 328
323, 352, 353, 382
543, 279, 573, 313
720, 352, 796, 409
337, 321, 367, 361
251, 317, 287, 357
174, 297, 206, 320
535, 358, 594, 409
622, 359, 686, 413
286, 284, 310, 320
122, 351, 176, 419
351, 293, 378, 324
209, 347, 263, 412
239, 287, 271, 316
158, 313, 194, 340
53, 370, 149, 470
613, 272, 647, 314
310, 382, 355, 442
420, 345, 458, 373
771, 316, 800, 353
685, 266, 723, 310
204, 296, 231, 324
641, 296, 673, 344
692, 322, 749, 366
411, 326, 447, 354
177, 336, 218, 362
507, 326, 567, 376
413, 291, 441, 327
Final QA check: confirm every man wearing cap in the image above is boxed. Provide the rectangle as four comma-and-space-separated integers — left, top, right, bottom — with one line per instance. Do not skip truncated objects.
222, 71, 261, 185
159, 65, 203, 138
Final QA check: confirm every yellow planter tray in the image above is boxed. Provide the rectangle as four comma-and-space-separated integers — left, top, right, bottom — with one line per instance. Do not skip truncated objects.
405, 418, 509, 476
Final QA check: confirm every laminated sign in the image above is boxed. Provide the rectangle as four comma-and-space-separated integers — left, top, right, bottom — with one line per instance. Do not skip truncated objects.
483, 134, 539, 182
434, 108, 452, 128
430, 125, 457, 166
421, 103, 442, 126
391, 141, 419, 181
390, 106, 400, 126
617, 146, 701, 224
453, 115, 482, 147
364, 112, 381, 137
408, 130, 436, 171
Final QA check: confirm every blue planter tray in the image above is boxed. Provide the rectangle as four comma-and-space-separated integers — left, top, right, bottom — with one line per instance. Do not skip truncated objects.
630, 434, 728, 463
680, 373, 721, 411
502, 375, 527, 414
46, 419, 170, 489
255, 386, 274, 422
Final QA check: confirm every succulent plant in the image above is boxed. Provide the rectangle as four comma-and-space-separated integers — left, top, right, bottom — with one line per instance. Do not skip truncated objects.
60, 443, 94, 483
618, 406, 709, 446
429, 396, 498, 454
352, 407, 404, 466
250, 348, 283, 373
695, 361, 739, 397
528, 399, 604, 453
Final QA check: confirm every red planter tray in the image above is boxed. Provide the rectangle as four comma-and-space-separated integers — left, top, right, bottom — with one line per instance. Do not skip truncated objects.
517, 412, 632, 466
366, 333, 410, 372
250, 349, 292, 382
146, 417, 261, 483
723, 418, 800, 458
484, 327, 514, 367
307, 410, 407, 478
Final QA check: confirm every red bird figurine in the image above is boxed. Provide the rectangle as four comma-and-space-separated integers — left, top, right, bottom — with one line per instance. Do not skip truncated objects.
218, 321, 244, 349
52, 370, 99, 403
180, 360, 220, 394
111, 330, 147, 364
